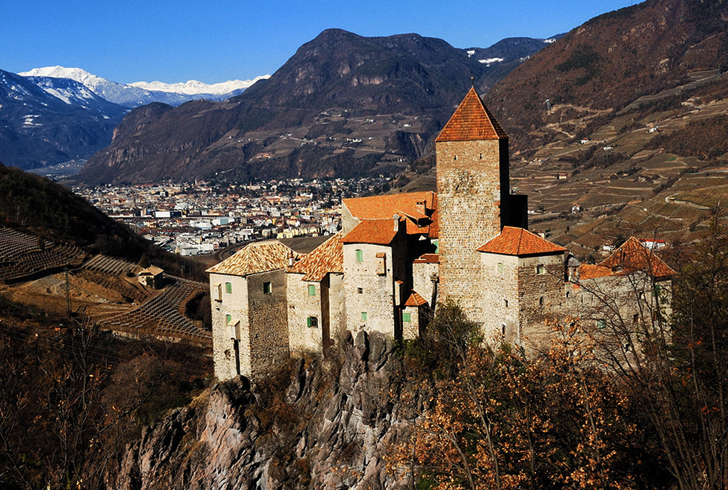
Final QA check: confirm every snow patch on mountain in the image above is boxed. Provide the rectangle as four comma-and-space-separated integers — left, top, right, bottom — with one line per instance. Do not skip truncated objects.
479, 57, 505, 65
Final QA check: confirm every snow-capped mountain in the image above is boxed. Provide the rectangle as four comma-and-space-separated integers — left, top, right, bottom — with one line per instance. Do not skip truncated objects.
129, 76, 268, 95
24, 75, 127, 119
20, 66, 268, 107
0, 68, 125, 170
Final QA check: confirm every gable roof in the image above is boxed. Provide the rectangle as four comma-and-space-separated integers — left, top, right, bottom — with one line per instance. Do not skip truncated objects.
436, 87, 508, 142
287, 232, 344, 282
598, 237, 674, 279
206, 240, 294, 277
405, 291, 428, 307
343, 191, 435, 221
477, 226, 566, 256
341, 219, 400, 245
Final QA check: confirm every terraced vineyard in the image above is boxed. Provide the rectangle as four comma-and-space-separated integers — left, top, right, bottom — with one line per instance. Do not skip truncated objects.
94, 280, 211, 346
0, 228, 88, 283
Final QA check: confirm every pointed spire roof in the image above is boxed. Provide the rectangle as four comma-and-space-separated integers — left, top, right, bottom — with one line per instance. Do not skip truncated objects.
436, 86, 508, 142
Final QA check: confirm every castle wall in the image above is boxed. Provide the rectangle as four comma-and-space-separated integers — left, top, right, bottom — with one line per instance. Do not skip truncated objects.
343, 243, 396, 337
437, 138, 507, 321
287, 272, 325, 357
479, 254, 521, 342
516, 253, 566, 347
412, 261, 439, 307
246, 270, 290, 380
210, 272, 250, 381
564, 273, 672, 334
327, 273, 347, 342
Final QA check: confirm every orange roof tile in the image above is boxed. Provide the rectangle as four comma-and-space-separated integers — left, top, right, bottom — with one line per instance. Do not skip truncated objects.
287, 232, 344, 282
341, 219, 399, 245
207, 240, 294, 276
477, 226, 566, 256
436, 87, 508, 142
405, 291, 428, 307
578, 264, 614, 281
343, 191, 435, 221
598, 237, 674, 279
414, 253, 439, 264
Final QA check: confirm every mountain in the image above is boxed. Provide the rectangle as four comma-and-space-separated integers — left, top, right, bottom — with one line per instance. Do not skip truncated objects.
21, 66, 268, 107
129, 76, 268, 96
485, 0, 728, 150
0, 69, 126, 170
78, 30, 555, 185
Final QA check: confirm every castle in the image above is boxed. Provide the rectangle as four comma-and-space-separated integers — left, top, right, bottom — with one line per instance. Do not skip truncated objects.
207, 87, 673, 381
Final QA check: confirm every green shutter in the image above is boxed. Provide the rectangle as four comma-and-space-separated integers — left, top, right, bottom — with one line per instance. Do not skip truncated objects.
225, 282, 232, 293
361, 312, 367, 321
402, 312, 411, 322
356, 249, 363, 262
225, 314, 232, 324
308, 284, 316, 296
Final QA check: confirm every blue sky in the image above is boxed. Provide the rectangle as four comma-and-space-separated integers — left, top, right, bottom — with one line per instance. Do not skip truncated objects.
4, 0, 641, 84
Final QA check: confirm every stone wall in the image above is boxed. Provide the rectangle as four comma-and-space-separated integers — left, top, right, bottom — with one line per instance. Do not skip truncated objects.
479, 253, 520, 341
412, 261, 439, 307
517, 253, 567, 347
343, 242, 396, 337
327, 273, 347, 342
247, 270, 290, 380
210, 272, 249, 381
287, 272, 325, 357
437, 138, 508, 321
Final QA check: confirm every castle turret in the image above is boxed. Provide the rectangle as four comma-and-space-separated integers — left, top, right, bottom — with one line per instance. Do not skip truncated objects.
435, 87, 513, 320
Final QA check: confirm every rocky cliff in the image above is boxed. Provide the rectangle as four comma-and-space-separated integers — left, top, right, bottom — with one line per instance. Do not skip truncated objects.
107, 331, 416, 489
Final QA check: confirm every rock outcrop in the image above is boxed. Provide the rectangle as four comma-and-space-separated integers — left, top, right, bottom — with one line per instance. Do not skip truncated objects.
107, 331, 415, 489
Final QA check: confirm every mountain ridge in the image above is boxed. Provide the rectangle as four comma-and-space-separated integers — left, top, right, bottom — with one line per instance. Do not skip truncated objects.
77, 29, 555, 185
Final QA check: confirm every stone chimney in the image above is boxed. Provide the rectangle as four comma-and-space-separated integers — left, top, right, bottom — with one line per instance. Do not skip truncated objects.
393, 213, 401, 232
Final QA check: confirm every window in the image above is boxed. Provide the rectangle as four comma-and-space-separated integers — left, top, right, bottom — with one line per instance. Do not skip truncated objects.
308, 284, 316, 296
536, 264, 545, 275
453, 155, 458, 161
497, 262, 503, 274
361, 312, 368, 321
633, 313, 639, 324
539, 296, 544, 306
225, 314, 232, 324
402, 312, 411, 322
263, 282, 272, 294
597, 319, 607, 329
225, 282, 232, 294
214, 284, 222, 302
356, 249, 364, 263
307, 316, 318, 328
503, 299, 509, 308
357, 287, 363, 294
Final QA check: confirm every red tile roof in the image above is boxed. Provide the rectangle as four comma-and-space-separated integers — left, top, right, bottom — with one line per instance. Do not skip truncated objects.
578, 264, 614, 280
287, 232, 343, 281
343, 191, 435, 221
207, 240, 295, 276
405, 291, 428, 306
341, 219, 399, 245
436, 87, 508, 142
477, 226, 566, 256
598, 237, 674, 279
414, 253, 439, 264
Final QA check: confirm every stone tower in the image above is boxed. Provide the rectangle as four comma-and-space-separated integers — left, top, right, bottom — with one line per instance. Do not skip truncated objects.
435, 87, 514, 321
